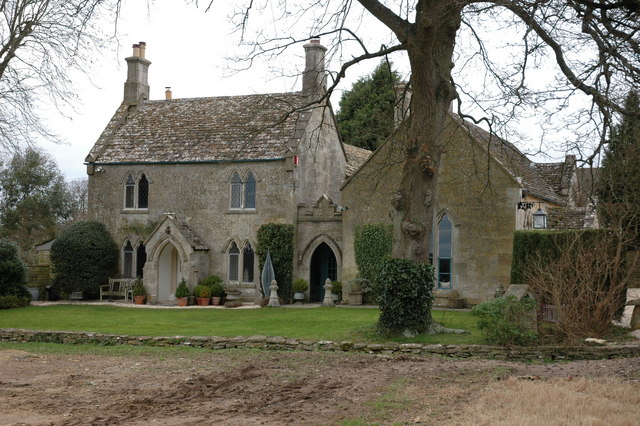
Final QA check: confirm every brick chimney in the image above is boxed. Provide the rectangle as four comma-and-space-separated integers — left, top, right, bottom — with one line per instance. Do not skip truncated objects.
302, 38, 327, 98
123, 41, 151, 105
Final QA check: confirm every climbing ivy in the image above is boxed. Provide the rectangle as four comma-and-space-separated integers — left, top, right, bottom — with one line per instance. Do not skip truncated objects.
256, 224, 295, 303
354, 223, 392, 303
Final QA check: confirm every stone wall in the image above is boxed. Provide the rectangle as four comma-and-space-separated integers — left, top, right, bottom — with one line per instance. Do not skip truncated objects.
2, 328, 639, 362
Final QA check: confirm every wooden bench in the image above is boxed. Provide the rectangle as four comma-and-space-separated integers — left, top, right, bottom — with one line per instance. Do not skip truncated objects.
100, 278, 134, 302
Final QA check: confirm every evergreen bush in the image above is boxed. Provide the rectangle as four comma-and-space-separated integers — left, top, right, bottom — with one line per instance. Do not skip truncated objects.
50, 221, 118, 299
472, 295, 538, 345
292, 278, 308, 293
377, 257, 434, 336
354, 224, 392, 303
193, 284, 211, 298
0, 294, 30, 309
0, 238, 28, 298
175, 279, 190, 298
256, 223, 294, 303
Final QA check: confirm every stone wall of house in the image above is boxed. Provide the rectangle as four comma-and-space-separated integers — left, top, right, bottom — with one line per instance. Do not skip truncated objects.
88, 160, 296, 293
341, 117, 522, 305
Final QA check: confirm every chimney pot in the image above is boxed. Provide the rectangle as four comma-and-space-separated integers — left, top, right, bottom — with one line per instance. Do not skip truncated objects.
165, 87, 172, 100
138, 41, 146, 59
132, 43, 140, 57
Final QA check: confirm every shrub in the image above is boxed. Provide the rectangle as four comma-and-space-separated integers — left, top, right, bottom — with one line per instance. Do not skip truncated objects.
201, 275, 222, 288
131, 277, 146, 296
354, 224, 392, 303
210, 282, 226, 298
377, 257, 434, 336
193, 284, 211, 298
0, 294, 30, 310
331, 280, 342, 295
50, 221, 117, 299
256, 223, 294, 303
292, 278, 308, 293
0, 238, 28, 297
175, 279, 190, 298
472, 295, 538, 345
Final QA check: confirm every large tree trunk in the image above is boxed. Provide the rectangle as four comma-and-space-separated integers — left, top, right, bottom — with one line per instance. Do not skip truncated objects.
391, 0, 461, 262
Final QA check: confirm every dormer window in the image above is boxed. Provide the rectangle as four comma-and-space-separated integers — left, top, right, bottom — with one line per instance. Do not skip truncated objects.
123, 173, 150, 210
229, 171, 257, 210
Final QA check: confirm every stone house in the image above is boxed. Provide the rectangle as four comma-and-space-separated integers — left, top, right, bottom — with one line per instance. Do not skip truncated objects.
86, 40, 368, 303
87, 40, 595, 306
340, 111, 597, 306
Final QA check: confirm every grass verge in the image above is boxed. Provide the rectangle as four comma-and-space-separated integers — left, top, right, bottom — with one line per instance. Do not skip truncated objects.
0, 305, 481, 344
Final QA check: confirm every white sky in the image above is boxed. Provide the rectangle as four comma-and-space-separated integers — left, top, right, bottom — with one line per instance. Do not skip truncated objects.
38, 1, 581, 181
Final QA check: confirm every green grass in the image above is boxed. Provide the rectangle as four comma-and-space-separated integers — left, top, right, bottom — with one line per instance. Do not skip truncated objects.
0, 305, 481, 344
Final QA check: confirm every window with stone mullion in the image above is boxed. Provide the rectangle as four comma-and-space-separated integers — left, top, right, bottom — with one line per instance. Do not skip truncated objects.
230, 172, 243, 209
242, 244, 255, 282
228, 242, 240, 281
244, 172, 256, 209
125, 175, 135, 208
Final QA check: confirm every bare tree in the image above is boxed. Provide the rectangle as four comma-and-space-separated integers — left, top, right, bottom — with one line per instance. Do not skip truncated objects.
0, 0, 118, 150
65, 178, 88, 225
216, 1, 640, 261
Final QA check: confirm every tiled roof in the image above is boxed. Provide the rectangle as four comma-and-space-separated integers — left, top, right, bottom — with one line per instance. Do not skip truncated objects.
343, 144, 372, 177
89, 92, 310, 163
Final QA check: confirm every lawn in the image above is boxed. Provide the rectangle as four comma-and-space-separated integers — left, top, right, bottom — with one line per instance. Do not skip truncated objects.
0, 305, 482, 344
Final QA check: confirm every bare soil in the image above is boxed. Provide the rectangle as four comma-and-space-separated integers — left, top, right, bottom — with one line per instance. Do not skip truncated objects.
1, 347, 640, 425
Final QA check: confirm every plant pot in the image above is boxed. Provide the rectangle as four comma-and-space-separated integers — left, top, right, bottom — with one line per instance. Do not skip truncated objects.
176, 297, 188, 307
134, 295, 146, 305
332, 293, 341, 303
196, 297, 210, 306
211, 296, 221, 306
293, 292, 305, 303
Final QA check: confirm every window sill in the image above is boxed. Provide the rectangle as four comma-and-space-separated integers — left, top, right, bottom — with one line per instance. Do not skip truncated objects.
226, 209, 257, 215
120, 209, 149, 214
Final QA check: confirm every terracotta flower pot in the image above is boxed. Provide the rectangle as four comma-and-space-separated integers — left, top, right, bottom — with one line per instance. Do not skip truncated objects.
196, 297, 210, 306
134, 295, 146, 305
176, 297, 188, 307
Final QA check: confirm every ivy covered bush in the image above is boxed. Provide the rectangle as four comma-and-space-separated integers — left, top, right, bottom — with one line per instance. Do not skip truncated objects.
354, 224, 392, 303
51, 221, 118, 299
256, 223, 294, 303
0, 238, 30, 309
471, 295, 538, 345
377, 257, 434, 336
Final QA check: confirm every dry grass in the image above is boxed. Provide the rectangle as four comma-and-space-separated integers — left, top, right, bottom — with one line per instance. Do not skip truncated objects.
446, 377, 640, 426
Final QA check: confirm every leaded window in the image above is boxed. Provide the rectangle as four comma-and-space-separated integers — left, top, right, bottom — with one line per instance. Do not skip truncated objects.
242, 243, 255, 282
138, 174, 149, 209
244, 172, 256, 209
125, 175, 135, 208
228, 242, 240, 281
437, 214, 452, 289
230, 172, 243, 209
136, 243, 147, 278
123, 241, 134, 277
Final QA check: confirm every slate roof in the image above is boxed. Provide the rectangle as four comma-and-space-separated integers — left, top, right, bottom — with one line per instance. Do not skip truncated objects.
88, 92, 311, 164
343, 144, 372, 177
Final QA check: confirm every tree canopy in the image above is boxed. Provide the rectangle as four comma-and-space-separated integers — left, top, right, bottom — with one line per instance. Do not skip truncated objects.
0, 147, 71, 257
597, 90, 640, 240
336, 61, 400, 151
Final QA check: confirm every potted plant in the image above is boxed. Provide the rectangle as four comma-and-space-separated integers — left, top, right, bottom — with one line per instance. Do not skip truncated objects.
292, 278, 308, 303
193, 284, 211, 306
331, 280, 342, 303
132, 277, 146, 304
210, 282, 226, 305
175, 278, 189, 306
201, 275, 225, 305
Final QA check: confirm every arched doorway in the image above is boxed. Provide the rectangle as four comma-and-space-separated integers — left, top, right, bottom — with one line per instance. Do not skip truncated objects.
157, 243, 180, 303
309, 242, 337, 302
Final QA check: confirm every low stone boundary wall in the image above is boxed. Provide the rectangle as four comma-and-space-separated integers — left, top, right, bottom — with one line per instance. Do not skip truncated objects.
2, 328, 639, 361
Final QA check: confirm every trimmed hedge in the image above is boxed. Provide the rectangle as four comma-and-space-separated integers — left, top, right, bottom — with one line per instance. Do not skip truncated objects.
354, 224, 392, 303
256, 224, 295, 303
510, 229, 609, 284
377, 257, 434, 336
51, 221, 118, 299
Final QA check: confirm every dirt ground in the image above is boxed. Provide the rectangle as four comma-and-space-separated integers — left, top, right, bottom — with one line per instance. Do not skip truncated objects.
1, 346, 640, 425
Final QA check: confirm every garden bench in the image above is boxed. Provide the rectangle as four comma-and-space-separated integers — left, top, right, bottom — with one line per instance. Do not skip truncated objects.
100, 278, 134, 302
